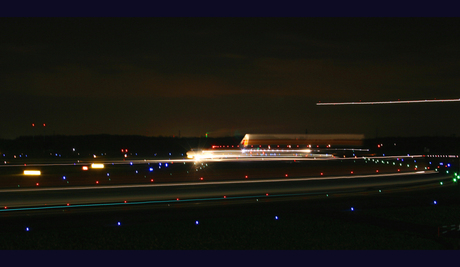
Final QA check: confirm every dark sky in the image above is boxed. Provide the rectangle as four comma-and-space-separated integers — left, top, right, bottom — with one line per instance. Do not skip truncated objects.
1, 18, 460, 139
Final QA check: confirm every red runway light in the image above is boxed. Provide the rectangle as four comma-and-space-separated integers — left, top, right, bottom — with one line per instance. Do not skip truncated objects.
398, 169, 400, 171
320, 172, 323, 176
36, 183, 39, 186
351, 171, 353, 174
224, 196, 226, 198
285, 174, 288, 177
96, 181, 99, 184
176, 198, 179, 201
376, 170, 379, 173
266, 193, 269, 196
245, 175, 248, 178
124, 200, 127, 203
4, 206, 6, 209
151, 179, 154, 182
200, 177, 203, 180
67, 203, 69, 206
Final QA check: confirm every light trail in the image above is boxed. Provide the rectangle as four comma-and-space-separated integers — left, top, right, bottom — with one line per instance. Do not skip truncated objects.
0, 154, 426, 167
0, 170, 437, 193
316, 98, 460, 106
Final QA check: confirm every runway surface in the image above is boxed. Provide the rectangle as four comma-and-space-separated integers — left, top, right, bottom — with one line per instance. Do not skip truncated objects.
0, 170, 451, 211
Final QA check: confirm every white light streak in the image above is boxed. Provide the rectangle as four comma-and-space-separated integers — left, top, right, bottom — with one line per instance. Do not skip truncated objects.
91, 163, 104, 169
0, 170, 438, 193
317, 98, 460, 106
23, 170, 41, 176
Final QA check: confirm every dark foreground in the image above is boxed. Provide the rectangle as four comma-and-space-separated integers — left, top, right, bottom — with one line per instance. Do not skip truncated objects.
0, 181, 459, 249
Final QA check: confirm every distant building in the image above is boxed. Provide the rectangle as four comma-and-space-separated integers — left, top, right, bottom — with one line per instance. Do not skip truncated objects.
240, 134, 365, 148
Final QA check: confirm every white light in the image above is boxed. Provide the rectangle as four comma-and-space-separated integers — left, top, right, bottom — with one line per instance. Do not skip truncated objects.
91, 163, 104, 169
23, 170, 41, 176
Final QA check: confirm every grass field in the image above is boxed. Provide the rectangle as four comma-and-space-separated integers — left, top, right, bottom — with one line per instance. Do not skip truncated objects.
0, 182, 459, 249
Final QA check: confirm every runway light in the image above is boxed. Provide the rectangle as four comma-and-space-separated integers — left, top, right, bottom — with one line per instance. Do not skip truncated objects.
67, 203, 69, 206
96, 181, 99, 184
320, 172, 323, 176
434, 201, 437, 205
266, 193, 269, 196
36, 183, 39, 186
149, 168, 153, 172
26, 227, 29, 232
351, 207, 354, 211
177, 198, 179, 201
118, 222, 121, 226
224, 195, 226, 198
130, 162, 133, 165
151, 179, 154, 182
200, 177, 203, 180
62, 176, 66, 180
135, 170, 138, 173
376, 170, 379, 173
107, 173, 110, 176
24, 170, 41, 176
440, 182, 443, 185
285, 174, 288, 177
275, 216, 279, 220
351, 171, 353, 174
245, 175, 248, 179
91, 163, 104, 169
4, 206, 6, 209
124, 200, 127, 203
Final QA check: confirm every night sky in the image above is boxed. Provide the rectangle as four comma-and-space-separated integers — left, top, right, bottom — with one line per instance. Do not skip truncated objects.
1, 18, 460, 139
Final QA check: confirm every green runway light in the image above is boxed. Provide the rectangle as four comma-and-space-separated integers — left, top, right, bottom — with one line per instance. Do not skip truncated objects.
440, 182, 443, 185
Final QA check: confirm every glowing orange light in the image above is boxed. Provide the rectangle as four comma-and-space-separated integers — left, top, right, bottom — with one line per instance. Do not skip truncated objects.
82, 166, 88, 170
4, 206, 7, 209
32, 123, 35, 127
43, 123, 46, 127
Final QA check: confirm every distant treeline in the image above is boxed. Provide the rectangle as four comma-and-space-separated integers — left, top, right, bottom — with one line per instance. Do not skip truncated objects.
0, 134, 459, 159
0, 134, 244, 158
